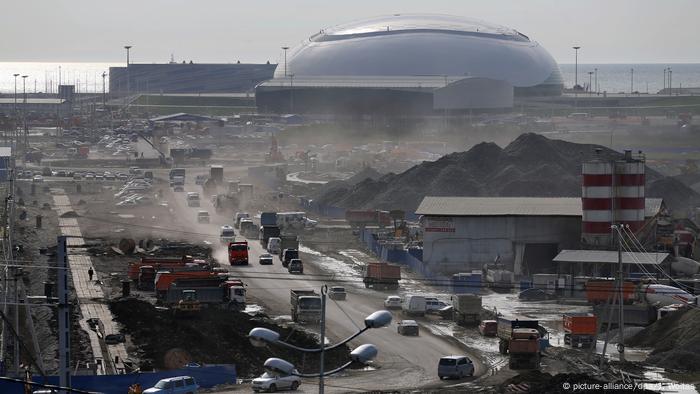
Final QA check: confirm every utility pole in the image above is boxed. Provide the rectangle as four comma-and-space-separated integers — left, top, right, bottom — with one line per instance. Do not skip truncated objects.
668, 68, 672, 96
281, 46, 290, 77
124, 45, 132, 96
572, 46, 581, 88
594, 68, 598, 94
588, 71, 593, 94
57, 236, 71, 393
616, 226, 625, 362
663, 68, 667, 93
319, 285, 327, 394
102, 72, 107, 108
630, 68, 634, 95
21, 75, 28, 153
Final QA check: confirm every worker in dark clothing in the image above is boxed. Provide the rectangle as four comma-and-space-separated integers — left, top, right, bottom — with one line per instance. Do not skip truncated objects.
88, 267, 94, 281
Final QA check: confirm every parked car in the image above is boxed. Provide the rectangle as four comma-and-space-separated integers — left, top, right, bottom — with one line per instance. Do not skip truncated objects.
251, 371, 301, 392
438, 355, 474, 379
328, 286, 346, 301
478, 320, 498, 337
397, 320, 419, 336
288, 259, 303, 274
32, 175, 44, 182
384, 296, 402, 309
143, 376, 198, 394
259, 254, 274, 265
518, 288, 553, 301
426, 299, 449, 313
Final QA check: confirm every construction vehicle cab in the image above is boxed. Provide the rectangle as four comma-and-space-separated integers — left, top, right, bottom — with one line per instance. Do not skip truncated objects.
174, 290, 201, 317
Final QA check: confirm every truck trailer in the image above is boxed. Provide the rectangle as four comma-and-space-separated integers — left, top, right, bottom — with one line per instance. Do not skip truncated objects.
452, 294, 482, 326
363, 262, 401, 290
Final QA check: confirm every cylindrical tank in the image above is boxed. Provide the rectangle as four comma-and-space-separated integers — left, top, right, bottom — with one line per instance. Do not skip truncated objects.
614, 151, 645, 233
671, 256, 700, 277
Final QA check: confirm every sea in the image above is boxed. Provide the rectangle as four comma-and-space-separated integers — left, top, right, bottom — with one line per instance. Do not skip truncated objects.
0, 62, 699, 94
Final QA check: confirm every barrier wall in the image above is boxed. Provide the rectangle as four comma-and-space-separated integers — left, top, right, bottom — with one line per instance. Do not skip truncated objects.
0, 364, 237, 394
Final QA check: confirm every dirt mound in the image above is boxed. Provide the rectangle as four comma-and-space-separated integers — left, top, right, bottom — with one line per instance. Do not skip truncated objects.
627, 307, 700, 371
109, 299, 351, 377
59, 211, 80, 218
313, 133, 700, 213
501, 371, 656, 394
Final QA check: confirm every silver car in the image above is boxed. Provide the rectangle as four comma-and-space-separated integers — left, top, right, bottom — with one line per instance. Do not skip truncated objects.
438, 355, 474, 379
251, 372, 301, 392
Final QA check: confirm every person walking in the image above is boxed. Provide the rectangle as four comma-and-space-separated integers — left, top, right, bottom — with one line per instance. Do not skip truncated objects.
88, 267, 94, 281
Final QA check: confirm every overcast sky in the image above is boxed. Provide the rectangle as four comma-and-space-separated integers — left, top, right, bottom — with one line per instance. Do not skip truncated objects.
2, 0, 699, 64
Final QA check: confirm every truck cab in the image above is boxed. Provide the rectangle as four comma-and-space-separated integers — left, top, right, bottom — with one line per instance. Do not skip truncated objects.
196, 210, 210, 223
137, 265, 156, 290
267, 237, 282, 254
222, 280, 246, 308
288, 259, 303, 274
220, 225, 236, 244
282, 249, 299, 267
234, 212, 250, 229
508, 328, 541, 370
228, 241, 249, 265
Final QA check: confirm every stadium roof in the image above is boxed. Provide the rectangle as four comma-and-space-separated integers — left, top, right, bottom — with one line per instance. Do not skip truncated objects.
553, 249, 670, 265
0, 98, 65, 104
416, 196, 664, 217
259, 75, 470, 89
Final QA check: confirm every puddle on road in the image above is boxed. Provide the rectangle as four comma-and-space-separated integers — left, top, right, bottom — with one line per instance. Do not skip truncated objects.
299, 246, 363, 284
117, 214, 135, 219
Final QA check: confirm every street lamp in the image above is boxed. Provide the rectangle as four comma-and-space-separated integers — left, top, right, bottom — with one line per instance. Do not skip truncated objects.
630, 68, 634, 95
668, 68, 672, 96
289, 73, 295, 114
22, 75, 28, 151
594, 68, 598, 94
13, 73, 19, 115
249, 304, 391, 393
588, 71, 593, 94
124, 45, 132, 96
262, 343, 378, 378
281, 46, 290, 77
572, 46, 581, 90
102, 72, 107, 107
663, 68, 667, 93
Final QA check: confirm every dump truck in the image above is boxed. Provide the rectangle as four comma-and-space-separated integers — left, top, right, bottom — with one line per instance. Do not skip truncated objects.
210, 165, 224, 184
279, 235, 300, 259
497, 316, 539, 355
452, 294, 482, 326
155, 271, 218, 298
363, 262, 401, 290
345, 210, 392, 228
127, 255, 207, 280
172, 289, 200, 317
228, 241, 249, 265
508, 328, 541, 370
137, 266, 156, 290
240, 219, 257, 239
261, 212, 278, 226
563, 313, 597, 348
259, 225, 281, 247
585, 279, 636, 304
290, 289, 322, 323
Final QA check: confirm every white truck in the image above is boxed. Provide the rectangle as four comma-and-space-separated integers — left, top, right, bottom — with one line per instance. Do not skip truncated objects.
234, 212, 250, 229
276, 212, 318, 231
220, 225, 236, 244
267, 237, 282, 255
186, 192, 201, 207
290, 289, 321, 323
403, 294, 426, 316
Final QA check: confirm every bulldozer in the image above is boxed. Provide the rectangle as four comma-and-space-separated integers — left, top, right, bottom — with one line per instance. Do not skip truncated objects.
173, 290, 201, 318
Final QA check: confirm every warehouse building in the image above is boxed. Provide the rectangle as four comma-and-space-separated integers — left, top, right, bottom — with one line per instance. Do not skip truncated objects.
256, 13, 562, 115
415, 196, 664, 276
0, 98, 70, 116
109, 63, 276, 95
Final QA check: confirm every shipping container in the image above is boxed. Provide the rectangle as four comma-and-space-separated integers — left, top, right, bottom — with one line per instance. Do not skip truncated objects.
363, 262, 401, 290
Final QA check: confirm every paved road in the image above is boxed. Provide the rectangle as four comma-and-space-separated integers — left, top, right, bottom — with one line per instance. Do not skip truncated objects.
162, 181, 486, 392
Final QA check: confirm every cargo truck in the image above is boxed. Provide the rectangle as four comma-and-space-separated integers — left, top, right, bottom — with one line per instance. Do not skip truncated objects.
155, 271, 218, 298
497, 316, 540, 355
508, 328, 541, 370
127, 256, 208, 280
260, 212, 278, 227
363, 262, 401, 290
210, 165, 224, 184
563, 313, 597, 348
452, 294, 482, 326
165, 279, 245, 308
234, 212, 250, 229
259, 225, 281, 247
585, 279, 636, 304
290, 289, 322, 323
240, 219, 257, 239
279, 236, 300, 260
228, 241, 249, 265
345, 210, 391, 228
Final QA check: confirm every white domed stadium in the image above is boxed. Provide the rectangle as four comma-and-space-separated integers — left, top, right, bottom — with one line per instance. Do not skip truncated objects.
257, 14, 563, 114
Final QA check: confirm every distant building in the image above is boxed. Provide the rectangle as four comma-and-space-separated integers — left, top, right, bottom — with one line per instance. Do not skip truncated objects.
415, 196, 664, 275
109, 63, 276, 96
0, 98, 69, 116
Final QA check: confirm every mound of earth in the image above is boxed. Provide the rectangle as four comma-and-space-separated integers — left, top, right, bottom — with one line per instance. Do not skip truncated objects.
313, 133, 700, 213
627, 307, 700, 371
109, 298, 351, 377
500, 371, 657, 394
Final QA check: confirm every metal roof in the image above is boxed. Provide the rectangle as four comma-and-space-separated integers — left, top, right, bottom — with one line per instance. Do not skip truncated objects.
149, 113, 219, 122
0, 98, 65, 104
259, 75, 468, 89
416, 196, 663, 217
553, 249, 670, 265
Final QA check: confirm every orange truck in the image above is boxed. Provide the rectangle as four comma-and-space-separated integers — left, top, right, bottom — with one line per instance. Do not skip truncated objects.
127, 256, 207, 280
155, 271, 218, 297
563, 313, 597, 348
585, 279, 636, 305
508, 328, 541, 370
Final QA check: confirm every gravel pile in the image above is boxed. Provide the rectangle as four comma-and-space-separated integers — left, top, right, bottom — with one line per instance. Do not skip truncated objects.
314, 133, 700, 213
627, 307, 700, 371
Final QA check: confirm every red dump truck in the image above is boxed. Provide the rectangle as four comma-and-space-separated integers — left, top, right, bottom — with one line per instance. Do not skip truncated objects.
345, 210, 392, 228
363, 262, 401, 290
585, 279, 636, 304
508, 328, 541, 370
155, 271, 218, 297
228, 241, 249, 265
127, 255, 207, 280
563, 313, 597, 348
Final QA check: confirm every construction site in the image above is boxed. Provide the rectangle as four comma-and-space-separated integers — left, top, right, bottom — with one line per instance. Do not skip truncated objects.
1, 6, 700, 394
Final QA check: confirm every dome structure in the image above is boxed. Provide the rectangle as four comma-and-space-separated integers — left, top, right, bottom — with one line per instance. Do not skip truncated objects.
277, 14, 563, 96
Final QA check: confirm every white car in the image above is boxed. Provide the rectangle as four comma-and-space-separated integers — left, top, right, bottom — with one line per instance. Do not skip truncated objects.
32, 175, 44, 182
384, 296, 402, 309
426, 299, 449, 313
252, 372, 301, 392
143, 376, 198, 394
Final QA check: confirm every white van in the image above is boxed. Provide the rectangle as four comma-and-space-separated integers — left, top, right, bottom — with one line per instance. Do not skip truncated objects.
402, 295, 426, 316
267, 237, 282, 254
186, 192, 200, 207
220, 225, 235, 244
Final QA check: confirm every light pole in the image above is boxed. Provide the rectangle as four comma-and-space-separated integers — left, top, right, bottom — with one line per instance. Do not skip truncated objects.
572, 46, 581, 90
102, 72, 107, 107
22, 75, 28, 152
289, 73, 295, 113
663, 68, 667, 93
594, 68, 598, 94
13, 74, 19, 116
249, 307, 391, 393
630, 68, 634, 95
668, 68, 672, 96
281, 46, 290, 77
124, 45, 132, 96
588, 71, 593, 94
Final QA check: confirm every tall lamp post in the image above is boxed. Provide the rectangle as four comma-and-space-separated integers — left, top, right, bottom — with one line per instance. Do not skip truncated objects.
22, 75, 28, 151
594, 68, 598, 94
572, 46, 581, 90
102, 72, 107, 107
668, 68, 672, 96
281, 46, 290, 77
630, 68, 634, 95
124, 45, 132, 96
663, 68, 667, 93
13, 73, 19, 116
588, 71, 593, 94
249, 305, 392, 393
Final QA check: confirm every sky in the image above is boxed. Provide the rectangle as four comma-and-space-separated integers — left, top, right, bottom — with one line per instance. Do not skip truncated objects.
1, 0, 699, 64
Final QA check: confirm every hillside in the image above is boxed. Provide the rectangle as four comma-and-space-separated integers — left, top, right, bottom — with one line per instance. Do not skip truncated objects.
313, 133, 700, 213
